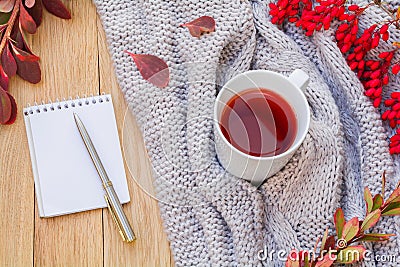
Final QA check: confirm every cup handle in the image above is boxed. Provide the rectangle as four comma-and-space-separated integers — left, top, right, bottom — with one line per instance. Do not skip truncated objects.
288, 69, 309, 92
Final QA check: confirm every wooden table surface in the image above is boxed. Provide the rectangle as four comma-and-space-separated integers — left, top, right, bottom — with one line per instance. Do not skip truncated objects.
0, 1, 172, 266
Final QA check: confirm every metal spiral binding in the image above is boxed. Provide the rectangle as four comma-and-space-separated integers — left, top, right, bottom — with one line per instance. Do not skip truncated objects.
23, 94, 110, 116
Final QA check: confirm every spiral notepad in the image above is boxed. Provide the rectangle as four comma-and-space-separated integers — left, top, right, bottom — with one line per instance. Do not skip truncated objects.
24, 94, 130, 217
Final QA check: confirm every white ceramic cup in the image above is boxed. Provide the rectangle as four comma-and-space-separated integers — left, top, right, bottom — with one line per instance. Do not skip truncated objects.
214, 69, 310, 186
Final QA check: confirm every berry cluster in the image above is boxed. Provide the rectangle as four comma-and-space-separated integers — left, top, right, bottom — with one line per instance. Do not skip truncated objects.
269, 0, 400, 154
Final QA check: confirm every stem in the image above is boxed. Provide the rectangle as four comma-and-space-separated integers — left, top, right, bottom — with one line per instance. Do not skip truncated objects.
373, 1, 399, 28
0, 0, 21, 56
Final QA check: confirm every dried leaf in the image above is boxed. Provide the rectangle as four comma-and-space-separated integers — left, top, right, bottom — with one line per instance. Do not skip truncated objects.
2, 42, 17, 77
315, 253, 335, 267
0, 64, 9, 90
4, 91, 16, 124
360, 209, 381, 232
355, 233, 394, 242
0, 86, 12, 124
0, 0, 15, 13
42, 0, 71, 19
27, 0, 43, 26
181, 16, 216, 37
342, 217, 359, 242
125, 51, 170, 88
385, 187, 400, 205
364, 187, 373, 213
372, 194, 383, 211
334, 208, 345, 238
19, 2, 37, 33
336, 246, 366, 264
394, 42, 400, 49
397, 7, 400, 20
25, 0, 35, 8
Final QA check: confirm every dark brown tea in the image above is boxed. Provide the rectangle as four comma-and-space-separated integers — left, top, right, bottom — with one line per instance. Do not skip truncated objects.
220, 88, 297, 157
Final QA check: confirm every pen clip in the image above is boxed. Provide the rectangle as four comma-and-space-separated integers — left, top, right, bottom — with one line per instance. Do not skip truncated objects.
104, 194, 127, 242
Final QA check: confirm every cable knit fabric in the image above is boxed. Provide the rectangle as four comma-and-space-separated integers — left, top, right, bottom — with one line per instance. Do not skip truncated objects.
94, 0, 400, 266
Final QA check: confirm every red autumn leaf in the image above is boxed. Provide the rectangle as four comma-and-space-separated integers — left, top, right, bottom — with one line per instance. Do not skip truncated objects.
10, 42, 39, 62
342, 217, 359, 242
42, 0, 71, 19
4, 91, 17, 124
0, 87, 12, 124
323, 236, 336, 251
25, 0, 35, 8
181, 16, 216, 37
2, 42, 17, 77
0, 64, 9, 91
360, 209, 381, 232
125, 51, 169, 88
10, 43, 41, 83
334, 208, 345, 238
20, 2, 37, 34
27, 0, 43, 26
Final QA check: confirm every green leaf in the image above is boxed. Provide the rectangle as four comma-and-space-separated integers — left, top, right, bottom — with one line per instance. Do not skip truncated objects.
364, 187, 373, 213
372, 194, 383, 211
315, 253, 335, 267
334, 208, 345, 238
382, 208, 400, 216
385, 188, 400, 205
0, 12, 11, 24
382, 202, 400, 214
360, 209, 381, 232
342, 217, 359, 242
355, 233, 394, 242
336, 246, 366, 264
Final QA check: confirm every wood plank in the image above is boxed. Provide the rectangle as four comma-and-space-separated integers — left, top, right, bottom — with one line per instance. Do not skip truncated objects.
0, 75, 35, 266
33, 1, 103, 266
96, 16, 173, 267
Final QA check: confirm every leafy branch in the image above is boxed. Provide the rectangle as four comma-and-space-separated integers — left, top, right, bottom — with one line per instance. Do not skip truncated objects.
0, 0, 71, 125
286, 172, 400, 267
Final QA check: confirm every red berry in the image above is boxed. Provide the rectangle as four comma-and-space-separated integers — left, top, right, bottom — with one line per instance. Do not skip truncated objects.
392, 64, 400, 75
348, 5, 359, 11
379, 24, 389, 34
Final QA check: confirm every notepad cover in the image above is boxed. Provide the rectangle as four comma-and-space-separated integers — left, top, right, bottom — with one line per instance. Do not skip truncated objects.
24, 95, 130, 217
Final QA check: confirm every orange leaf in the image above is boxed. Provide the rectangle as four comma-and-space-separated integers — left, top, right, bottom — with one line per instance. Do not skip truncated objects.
385, 188, 400, 205
394, 42, 400, 49
125, 51, 170, 88
334, 208, 345, 238
397, 7, 400, 20
360, 209, 381, 232
315, 253, 335, 267
342, 217, 359, 242
181, 16, 216, 37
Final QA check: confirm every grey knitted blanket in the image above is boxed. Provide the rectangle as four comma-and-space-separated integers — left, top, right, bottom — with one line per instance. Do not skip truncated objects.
94, 0, 400, 266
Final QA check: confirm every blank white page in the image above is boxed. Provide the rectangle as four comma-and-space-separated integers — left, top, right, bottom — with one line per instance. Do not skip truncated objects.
24, 95, 130, 217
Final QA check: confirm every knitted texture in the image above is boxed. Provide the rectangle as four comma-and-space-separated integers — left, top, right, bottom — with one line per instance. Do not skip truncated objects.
94, 0, 400, 266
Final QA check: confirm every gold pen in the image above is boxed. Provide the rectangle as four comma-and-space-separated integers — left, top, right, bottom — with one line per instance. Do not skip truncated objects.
73, 113, 136, 242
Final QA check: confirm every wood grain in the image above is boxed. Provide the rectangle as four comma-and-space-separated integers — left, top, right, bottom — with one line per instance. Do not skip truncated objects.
0, 1, 172, 266
97, 17, 173, 267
